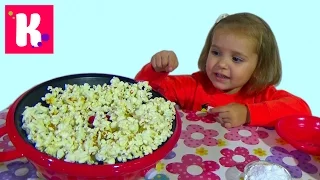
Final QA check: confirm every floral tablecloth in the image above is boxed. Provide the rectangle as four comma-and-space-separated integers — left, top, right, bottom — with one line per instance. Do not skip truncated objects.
1, 108, 320, 180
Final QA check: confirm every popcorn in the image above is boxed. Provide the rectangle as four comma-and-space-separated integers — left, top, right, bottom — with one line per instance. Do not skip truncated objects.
21, 77, 176, 165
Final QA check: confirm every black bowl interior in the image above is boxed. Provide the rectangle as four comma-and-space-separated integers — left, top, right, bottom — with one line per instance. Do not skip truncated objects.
13, 73, 176, 164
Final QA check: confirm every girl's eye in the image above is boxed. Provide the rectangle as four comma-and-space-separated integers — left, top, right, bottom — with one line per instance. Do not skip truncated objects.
232, 57, 243, 63
211, 50, 219, 56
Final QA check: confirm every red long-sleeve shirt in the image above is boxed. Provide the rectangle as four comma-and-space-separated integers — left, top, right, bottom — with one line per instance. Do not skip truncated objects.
135, 63, 312, 127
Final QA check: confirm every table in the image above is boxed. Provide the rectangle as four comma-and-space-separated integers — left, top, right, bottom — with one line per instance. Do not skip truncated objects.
1, 108, 320, 180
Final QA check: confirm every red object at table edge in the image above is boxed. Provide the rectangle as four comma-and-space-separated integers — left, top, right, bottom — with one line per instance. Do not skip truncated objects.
275, 115, 320, 156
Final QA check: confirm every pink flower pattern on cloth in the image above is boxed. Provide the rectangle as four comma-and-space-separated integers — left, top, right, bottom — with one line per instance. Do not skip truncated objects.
224, 126, 268, 145
0, 111, 7, 128
0, 134, 15, 151
219, 147, 260, 172
166, 154, 220, 180
183, 110, 217, 124
180, 124, 219, 148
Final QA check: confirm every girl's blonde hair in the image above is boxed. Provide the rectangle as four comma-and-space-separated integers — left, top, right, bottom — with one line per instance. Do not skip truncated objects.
198, 12, 282, 95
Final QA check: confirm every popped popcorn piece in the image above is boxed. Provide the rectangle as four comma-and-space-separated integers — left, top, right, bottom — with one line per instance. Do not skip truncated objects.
21, 77, 176, 165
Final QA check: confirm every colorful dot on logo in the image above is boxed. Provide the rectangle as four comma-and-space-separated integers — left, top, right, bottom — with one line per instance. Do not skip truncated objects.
31, 34, 50, 48
41, 34, 50, 41
8, 11, 13, 16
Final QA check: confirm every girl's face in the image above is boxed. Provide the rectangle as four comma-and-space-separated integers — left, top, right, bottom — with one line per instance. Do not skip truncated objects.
205, 29, 258, 94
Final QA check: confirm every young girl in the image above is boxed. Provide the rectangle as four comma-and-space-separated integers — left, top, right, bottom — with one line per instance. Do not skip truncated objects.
135, 12, 312, 128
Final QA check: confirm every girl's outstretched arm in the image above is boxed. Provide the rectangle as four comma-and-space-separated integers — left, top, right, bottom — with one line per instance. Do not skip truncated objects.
135, 63, 198, 110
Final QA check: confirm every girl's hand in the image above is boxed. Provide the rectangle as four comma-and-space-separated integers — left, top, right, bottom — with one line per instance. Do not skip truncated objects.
151, 50, 179, 72
209, 103, 250, 128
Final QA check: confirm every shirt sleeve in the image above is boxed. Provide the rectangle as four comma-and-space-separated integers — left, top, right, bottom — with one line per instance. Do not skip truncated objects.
246, 86, 312, 127
134, 63, 197, 109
